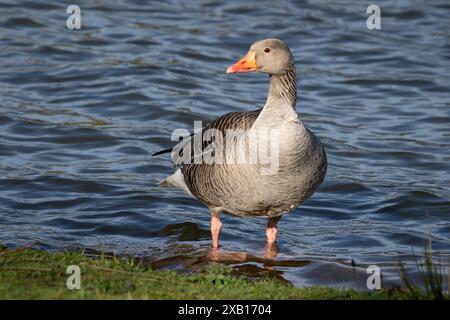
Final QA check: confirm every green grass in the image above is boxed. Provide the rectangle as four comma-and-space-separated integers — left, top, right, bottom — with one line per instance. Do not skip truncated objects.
0, 245, 445, 300
397, 245, 449, 300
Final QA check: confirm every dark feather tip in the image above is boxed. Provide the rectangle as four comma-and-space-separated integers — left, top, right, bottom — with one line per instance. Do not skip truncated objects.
152, 148, 172, 157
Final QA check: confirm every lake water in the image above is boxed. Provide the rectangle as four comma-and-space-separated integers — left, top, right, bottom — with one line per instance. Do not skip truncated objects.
0, 0, 449, 289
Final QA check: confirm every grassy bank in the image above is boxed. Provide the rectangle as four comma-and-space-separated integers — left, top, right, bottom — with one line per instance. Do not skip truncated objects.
0, 245, 443, 299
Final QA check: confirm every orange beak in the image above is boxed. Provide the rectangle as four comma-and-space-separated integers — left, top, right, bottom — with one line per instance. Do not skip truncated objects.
226, 51, 257, 74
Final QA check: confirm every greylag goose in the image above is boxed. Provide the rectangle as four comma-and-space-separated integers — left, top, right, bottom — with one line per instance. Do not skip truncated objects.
154, 39, 327, 249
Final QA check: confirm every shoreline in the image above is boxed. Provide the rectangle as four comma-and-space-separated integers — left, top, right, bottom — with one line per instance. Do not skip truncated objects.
0, 245, 438, 300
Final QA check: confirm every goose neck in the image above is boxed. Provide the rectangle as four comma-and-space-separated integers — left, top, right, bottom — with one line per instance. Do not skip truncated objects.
266, 63, 297, 108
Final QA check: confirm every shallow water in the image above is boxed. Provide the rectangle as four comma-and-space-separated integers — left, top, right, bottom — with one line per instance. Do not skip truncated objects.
0, 0, 449, 289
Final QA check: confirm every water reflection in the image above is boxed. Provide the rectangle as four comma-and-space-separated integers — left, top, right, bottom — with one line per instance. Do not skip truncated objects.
158, 222, 210, 242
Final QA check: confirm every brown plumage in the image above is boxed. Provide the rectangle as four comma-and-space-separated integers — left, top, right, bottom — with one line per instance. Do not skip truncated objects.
156, 39, 327, 249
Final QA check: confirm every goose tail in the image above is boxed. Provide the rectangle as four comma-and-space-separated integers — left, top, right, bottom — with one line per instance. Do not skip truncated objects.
160, 169, 193, 196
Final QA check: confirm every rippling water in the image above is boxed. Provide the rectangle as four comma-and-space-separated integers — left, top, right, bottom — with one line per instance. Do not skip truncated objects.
0, 0, 449, 289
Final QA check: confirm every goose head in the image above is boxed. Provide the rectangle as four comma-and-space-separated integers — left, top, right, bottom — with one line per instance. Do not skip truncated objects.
226, 38, 293, 76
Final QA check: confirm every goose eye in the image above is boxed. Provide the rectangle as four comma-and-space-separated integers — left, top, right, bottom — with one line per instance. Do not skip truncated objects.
264, 48, 271, 53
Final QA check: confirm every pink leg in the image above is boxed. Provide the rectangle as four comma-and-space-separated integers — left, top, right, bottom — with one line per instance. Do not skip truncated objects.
266, 216, 281, 245
210, 213, 222, 249
264, 242, 279, 260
